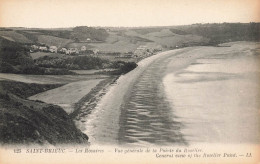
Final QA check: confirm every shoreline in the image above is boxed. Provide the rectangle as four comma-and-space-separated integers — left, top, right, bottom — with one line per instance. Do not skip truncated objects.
77, 48, 189, 144
70, 76, 119, 119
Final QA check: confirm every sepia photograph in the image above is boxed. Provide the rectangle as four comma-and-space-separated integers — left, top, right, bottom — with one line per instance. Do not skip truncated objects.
0, 0, 259, 163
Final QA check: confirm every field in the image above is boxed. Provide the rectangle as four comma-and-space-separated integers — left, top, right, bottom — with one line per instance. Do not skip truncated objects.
29, 79, 104, 114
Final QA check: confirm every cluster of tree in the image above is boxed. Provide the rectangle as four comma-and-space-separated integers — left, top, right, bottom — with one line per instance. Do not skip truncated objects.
0, 38, 74, 75
34, 56, 109, 70
35, 55, 138, 74
109, 61, 137, 74
0, 37, 33, 72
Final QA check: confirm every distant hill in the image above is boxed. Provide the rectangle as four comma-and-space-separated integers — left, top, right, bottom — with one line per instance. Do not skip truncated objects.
175, 23, 260, 44
0, 26, 109, 46
0, 23, 259, 53
0, 30, 32, 43
71, 26, 109, 42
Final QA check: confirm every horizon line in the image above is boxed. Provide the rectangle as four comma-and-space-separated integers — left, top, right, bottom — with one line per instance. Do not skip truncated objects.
1, 22, 259, 29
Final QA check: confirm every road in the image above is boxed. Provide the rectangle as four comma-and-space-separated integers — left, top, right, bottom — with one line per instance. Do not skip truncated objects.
76, 41, 260, 146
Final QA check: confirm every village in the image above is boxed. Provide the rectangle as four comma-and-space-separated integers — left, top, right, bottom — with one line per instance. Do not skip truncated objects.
30, 44, 99, 55
29, 43, 163, 59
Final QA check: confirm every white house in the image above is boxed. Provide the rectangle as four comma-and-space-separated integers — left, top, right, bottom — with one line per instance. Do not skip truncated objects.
59, 48, 67, 53
136, 45, 147, 50
133, 45, 152, 58
39, 46, 48, 52
31, 45, 39, 50
92, 49, 99, 55
80, 46, 87, 52
49, 46, 58, 53
66, 48, 79, 55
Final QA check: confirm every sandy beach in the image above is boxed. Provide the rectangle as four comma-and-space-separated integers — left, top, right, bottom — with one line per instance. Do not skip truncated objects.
76, 48, 189, 145
75, 41, 260, 146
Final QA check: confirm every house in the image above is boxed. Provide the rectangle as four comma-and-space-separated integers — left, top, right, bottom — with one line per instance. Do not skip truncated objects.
80, 46, 87, 52
66, 48, 79, 55
39, 46, 48, 52
59, 48, 67, 54
31, 45, 39, 50
133, 45, 154, 58
92, 49, 99, 55
49, 46, 58, 53
136, 45, 147, 50
154, 45, 163, 52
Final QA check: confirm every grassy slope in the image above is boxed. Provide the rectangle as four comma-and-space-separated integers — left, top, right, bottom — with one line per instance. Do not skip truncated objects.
0, 80, 89, 145
0, 81, 64, 98
88, 28, 209, 52
125, 28, 209, 48
38, 35, 72, 48
0, 31, 32, 43
37, 35, 73, 48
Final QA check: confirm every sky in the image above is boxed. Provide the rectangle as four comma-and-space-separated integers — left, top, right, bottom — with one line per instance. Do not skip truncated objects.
0, 0, 259, 28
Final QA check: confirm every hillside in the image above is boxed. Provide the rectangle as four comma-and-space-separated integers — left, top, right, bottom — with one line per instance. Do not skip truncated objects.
0, 37, 33, 73
0, 30, 32, 43
0, 80, 89, 145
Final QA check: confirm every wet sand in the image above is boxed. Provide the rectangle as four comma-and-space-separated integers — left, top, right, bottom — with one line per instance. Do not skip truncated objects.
163, 42, 260, 144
